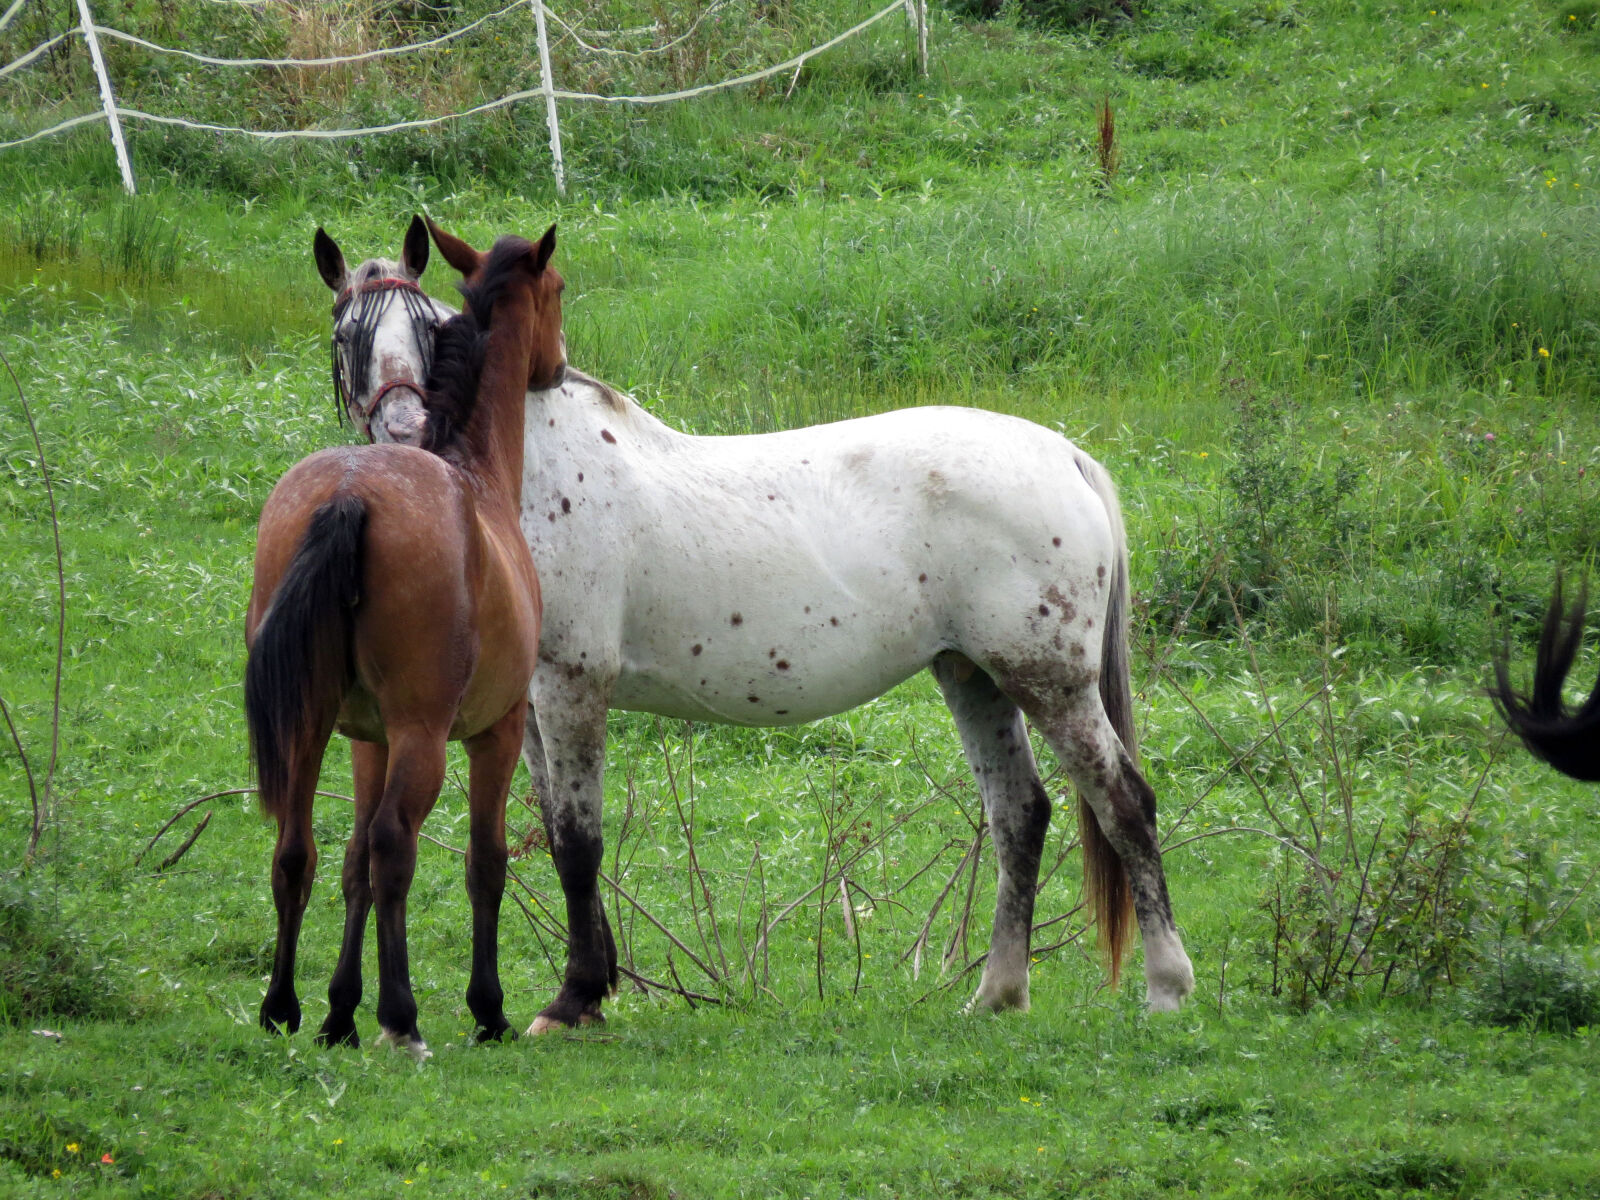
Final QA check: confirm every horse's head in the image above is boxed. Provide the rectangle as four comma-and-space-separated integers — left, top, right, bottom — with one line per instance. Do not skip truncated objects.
314, 216, 456, 445
426, 217, 566, 392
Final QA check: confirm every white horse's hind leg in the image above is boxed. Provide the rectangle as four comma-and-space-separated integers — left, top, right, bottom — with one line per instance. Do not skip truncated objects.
1028, 685, 1194, 1012
932, 653, 1052, 1013
520, 715, 554, 840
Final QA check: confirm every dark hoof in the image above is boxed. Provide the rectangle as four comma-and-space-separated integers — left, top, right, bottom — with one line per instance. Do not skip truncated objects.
316, 1015, 361, 1048
475, 1018, 516, 1044
259, 998, 301, 1036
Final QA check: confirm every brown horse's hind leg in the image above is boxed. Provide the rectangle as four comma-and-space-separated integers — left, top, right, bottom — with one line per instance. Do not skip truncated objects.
1026, 684, 1194, 1011
368, 726, 448, 1058
462, 700, 525, 1042
260, 741, 328, 1035
318, 738, 387, 1048
932, 653, 1053, 1013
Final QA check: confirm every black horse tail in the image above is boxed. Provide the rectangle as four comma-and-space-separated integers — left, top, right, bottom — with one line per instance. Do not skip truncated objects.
1491, 575, 1600, 782
245, 494, 367, 818
1075, 451, 1137, 989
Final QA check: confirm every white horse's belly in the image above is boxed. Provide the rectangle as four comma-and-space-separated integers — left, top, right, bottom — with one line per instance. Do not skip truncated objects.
611, 591, 941, 725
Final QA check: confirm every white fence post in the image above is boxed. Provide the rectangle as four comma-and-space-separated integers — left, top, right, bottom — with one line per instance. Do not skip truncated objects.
73, 0, 136, 193
531, 0, 566, 197
916, 0, 928, 78
902, 0, 928, 78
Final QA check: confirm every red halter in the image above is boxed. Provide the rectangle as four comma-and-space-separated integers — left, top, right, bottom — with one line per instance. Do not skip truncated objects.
330, 274, 428, 317
331, 276, 436, 438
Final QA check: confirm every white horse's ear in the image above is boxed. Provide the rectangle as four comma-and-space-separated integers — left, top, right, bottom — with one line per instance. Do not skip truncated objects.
313, 227, 347, 292
401, 215, 429, 279
533, 223, 557, 273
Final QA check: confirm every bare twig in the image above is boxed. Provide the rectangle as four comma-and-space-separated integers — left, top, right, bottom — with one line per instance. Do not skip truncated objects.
902, 827, 983, 978
136, 794, 214, 865
599, 867, 720, 982
141, 786, 355, 866
618, 964, 722, 1007
1223, 581, 1319, 854
156, 811, 212, 871
944, 817, 986, 970
1, 344, 65, 866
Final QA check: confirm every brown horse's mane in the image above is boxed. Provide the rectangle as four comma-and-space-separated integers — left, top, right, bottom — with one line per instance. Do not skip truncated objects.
420, 235, 538, 461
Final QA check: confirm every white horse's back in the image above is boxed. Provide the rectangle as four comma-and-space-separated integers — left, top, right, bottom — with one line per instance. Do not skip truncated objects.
524, 392, 1116, 726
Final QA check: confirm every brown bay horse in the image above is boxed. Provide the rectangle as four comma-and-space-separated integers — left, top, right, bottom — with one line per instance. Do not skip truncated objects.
245, 226, 564, 1057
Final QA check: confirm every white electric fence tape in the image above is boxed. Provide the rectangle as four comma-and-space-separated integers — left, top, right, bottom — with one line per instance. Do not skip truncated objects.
0, 0, 924, 190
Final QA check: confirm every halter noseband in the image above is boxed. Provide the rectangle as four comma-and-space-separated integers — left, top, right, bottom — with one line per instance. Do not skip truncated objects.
330, 275, 438, 440
361, 377, 427, 424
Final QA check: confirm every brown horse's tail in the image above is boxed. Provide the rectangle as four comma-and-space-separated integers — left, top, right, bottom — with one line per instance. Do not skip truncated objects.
1491, 574, 1600, 782
1076, 452, 1137, 989
245, 494, 366, 819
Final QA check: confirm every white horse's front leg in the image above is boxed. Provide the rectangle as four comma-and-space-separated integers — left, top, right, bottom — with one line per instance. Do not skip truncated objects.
526, 672, 618, 1034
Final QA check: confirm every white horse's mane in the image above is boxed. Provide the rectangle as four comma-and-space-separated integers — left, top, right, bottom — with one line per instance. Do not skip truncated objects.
557, 366, 629, 413
348, 257, 406, 288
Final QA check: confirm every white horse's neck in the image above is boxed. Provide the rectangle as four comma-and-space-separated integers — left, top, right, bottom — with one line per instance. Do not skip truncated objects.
527, 368, 679, 450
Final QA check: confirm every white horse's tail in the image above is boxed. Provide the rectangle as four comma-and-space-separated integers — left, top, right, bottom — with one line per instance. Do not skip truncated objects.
1080, 453, 1138, 765
1074, 450, 1138, 987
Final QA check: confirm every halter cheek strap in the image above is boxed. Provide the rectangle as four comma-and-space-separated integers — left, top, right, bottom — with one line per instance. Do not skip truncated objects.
330, 276, 435, 440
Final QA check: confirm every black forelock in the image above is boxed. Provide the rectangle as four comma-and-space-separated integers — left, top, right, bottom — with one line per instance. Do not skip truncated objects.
456, 235, 537, 327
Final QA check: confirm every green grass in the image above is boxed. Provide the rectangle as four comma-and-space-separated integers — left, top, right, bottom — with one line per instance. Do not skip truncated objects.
3, 0, 1600, 1195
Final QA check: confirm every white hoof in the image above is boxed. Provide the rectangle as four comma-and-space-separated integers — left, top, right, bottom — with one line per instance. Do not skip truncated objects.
965, 977, 1030, 1015
374, 1029, 432, 1061
526, 1014, 564, 1037
1144, 943, 1196, 1013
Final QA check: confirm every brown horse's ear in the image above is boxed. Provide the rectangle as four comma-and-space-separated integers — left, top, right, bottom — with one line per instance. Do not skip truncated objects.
533, 223, 557, 273
400, 214, 429, 279
425, 215, 483, 275
313, 227, 347, 292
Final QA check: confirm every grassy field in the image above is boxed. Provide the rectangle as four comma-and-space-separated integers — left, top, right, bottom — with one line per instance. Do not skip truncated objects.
3, 0, 1600, 1195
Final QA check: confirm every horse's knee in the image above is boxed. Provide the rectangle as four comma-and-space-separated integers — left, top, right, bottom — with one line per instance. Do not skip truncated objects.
549, 813, 603, 892
366, 813, 418, 894
273, 836, 317, 902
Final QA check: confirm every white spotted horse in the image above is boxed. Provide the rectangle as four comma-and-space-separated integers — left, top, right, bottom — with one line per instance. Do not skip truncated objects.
246, 226, 564, 1057
316, 217, 1196, 1033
